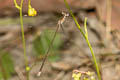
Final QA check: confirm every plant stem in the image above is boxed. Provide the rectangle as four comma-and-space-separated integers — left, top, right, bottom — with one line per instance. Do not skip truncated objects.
64, 0, 101, 80
14, 0, 21, 9
19, 0, 29, 80
85, 37, 101, 80
28, 0, 31, 6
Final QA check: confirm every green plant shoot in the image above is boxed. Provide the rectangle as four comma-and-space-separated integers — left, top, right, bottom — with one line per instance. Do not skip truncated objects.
64, 0, 101, 80
13, 0, 37, 80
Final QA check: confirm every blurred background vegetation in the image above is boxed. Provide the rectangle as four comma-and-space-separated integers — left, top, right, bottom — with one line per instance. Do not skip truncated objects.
0, 0, 120, 80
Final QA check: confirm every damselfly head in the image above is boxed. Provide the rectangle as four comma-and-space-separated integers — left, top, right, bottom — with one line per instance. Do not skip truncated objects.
62, 11, 69, 17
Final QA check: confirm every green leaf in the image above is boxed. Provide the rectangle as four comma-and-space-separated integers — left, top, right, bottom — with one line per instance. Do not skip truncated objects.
33, 29, 63, 61
0, 49, 14, 80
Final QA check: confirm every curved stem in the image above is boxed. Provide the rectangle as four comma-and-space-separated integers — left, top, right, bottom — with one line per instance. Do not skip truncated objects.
19, 0, 29, 80
64, 0, 101, 80
28, 0, 31, 6
85, 37, 101, 80
20, 0, 28, 67
14, 0, 21, 9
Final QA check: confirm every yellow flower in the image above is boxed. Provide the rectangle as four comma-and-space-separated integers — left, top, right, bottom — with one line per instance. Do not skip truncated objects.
72, 73, 81, 80
28, 5, 37, 16
86, 71, 93, 76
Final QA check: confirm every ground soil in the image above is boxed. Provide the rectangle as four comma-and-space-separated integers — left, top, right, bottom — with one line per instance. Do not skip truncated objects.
0, 8, 120, 80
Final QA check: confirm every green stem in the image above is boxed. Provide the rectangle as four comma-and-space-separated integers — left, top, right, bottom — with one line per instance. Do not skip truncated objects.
28, 0, 31, 6
20, 0, 27, 67
14, 0, 21, 9
85, 37, 101, 80
19, 0, 29, 80
64, 0, 101, 80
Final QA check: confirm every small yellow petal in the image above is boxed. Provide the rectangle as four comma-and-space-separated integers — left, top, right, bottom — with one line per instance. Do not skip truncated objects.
72, 73, 81, 80
86, 71, 93, 76
28, 5, 37, 16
